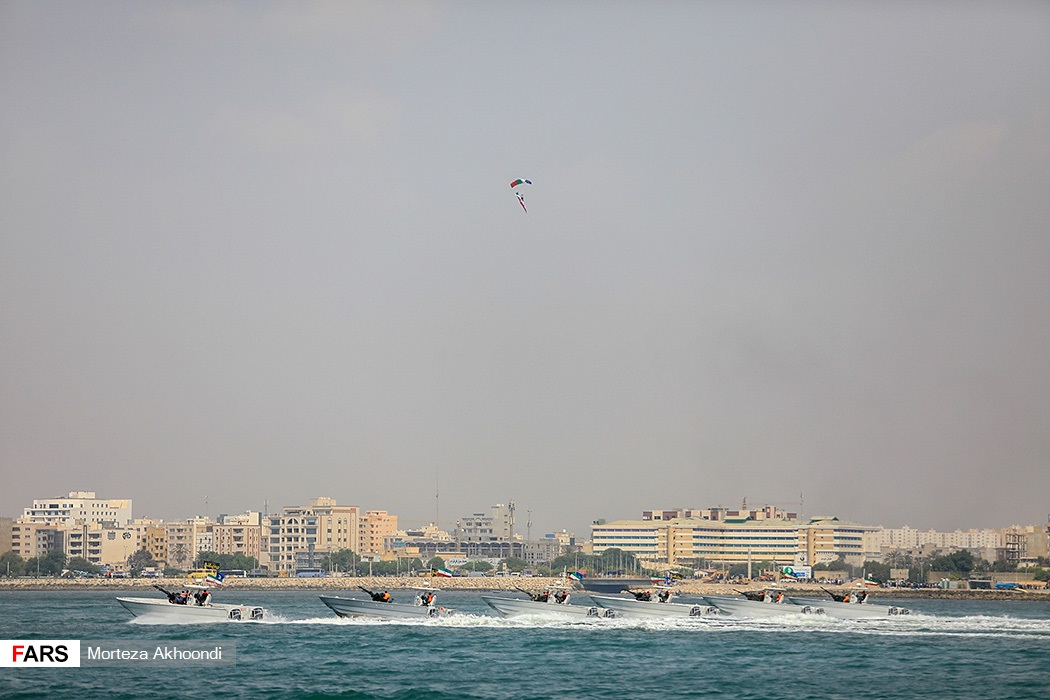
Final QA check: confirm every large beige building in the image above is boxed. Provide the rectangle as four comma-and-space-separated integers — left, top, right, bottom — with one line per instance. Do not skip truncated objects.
22, 491, 132, 526
64, 522, 139, 567
163, 517, 212, 569
0, 517, 13, 555
879, 526, 1003, 551
266, 497, 360, 573
592, 514, 880, 568
359, 510, 398, 558
212, 511, 263, 564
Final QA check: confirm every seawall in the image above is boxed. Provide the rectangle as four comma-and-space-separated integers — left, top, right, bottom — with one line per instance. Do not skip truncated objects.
0, 576, 1046, 600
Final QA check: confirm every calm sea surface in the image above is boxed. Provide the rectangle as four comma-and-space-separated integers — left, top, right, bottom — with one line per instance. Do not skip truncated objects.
1, 590, 1048, 699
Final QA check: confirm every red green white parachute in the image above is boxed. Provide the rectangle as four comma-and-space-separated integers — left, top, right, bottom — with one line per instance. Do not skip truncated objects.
510, 178, 532, 213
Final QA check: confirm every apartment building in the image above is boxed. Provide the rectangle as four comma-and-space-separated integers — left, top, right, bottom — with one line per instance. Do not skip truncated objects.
359, 510, 398, 557
593, 514, 880, 567
164, 517, 212, 569
456, 503, 515, 544
212, 511, 263, 563
63, 522, 139, 567
266, 497, 360, 573
0, 517, 13, 555
879, 526, 1004, 551
21, 491, 132, 526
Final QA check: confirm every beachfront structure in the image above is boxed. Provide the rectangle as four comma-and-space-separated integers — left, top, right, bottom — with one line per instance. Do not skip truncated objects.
592, 515, 880, 568
63, 522, 138, 567
211, 511, 263, 563
162, 517, 212, 569
879, 526, 1004, 551
1001, 524, 1050, 563
9, 519, 139, 567
359, 510, 398, 557
265, 497, 360, 573
21, 491, 132, 527
455, 503, 515, 544
642, 503, 797, 522
383, 524, 454, 561
0, 517, 13, 555
135, 520, 168, 567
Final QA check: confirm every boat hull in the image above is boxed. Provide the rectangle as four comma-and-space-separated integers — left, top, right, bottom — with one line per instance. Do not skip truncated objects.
787, 597, 910, 618
590, 595, 722, 619
319, 595, 452, 620
577, 578, 653, 595
705, 595, 826, 618
481, 596, 614, 618
117, 597, 266, 621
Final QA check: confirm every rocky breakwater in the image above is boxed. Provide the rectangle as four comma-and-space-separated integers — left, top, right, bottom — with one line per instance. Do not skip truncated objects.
0, 576, 571, 592
1, 577, 1046, 600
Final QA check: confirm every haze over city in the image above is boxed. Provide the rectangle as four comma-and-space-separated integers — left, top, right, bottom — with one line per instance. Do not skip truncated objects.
2, 2, 1048, 537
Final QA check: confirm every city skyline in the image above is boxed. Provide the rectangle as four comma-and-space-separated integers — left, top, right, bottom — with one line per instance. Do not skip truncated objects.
2, 3, 1048, 538
5, 488, 1046, 538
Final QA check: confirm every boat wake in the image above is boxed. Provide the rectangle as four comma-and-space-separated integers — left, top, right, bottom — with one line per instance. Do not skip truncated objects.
263, 611, 1050, 639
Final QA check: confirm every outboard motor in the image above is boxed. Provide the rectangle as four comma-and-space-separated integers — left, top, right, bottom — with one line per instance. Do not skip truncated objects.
228, 608, 242, 620
250, 607, 265, 620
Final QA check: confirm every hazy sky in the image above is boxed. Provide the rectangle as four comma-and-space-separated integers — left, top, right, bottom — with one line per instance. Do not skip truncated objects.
2, 1, 1048, 538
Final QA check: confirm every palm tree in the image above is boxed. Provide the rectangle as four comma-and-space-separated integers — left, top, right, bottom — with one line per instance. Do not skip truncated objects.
170, 543, 189, 569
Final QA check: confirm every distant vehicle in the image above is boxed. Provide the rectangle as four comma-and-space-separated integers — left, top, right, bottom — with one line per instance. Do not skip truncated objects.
140, 570, 161, 578
219, 569, 247, 578
994, 582, 1020, 590
295, 568, 325, 578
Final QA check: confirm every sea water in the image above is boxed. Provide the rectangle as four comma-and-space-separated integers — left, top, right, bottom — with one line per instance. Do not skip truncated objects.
0, 590, 1047, 699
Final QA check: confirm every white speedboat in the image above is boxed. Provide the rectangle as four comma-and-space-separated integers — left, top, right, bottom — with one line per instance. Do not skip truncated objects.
117, 586, 266, 621
482, 593, 615, 618
705, 587, 826, 618
320, 587, 453, 620
786, 588, 910, 618
589, 594, 722, 619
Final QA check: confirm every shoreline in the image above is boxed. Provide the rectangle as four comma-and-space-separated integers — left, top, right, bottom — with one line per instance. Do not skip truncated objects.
1, 576, 1046, 600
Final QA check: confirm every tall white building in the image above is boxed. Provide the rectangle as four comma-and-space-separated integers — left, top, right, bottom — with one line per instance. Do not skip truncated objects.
879, 526, 1003, 551
456, 503, 515, 544
21, 491, 132, 526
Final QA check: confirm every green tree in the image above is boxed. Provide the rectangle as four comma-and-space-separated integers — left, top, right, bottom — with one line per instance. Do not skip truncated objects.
169, 542, 189, 569
598, 548, 641, 575
468, 559, 494, 573
128, 548, 156, 572
369, 560, 406, 576
28, 549, 67, 576
550, 553, 601, 574
500, 556, 528, 573
321, 549, 359, 574
66, 556, 99, 575
728, 563, 749, 578
427, 556, 445, 571
0, 551, 25, 577
193, 551, 260, 572
862, 560, 890, 583
928, 550, 976, 576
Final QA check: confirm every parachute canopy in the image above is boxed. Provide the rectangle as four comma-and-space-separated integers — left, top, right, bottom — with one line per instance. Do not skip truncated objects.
510, 178, 532, 189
